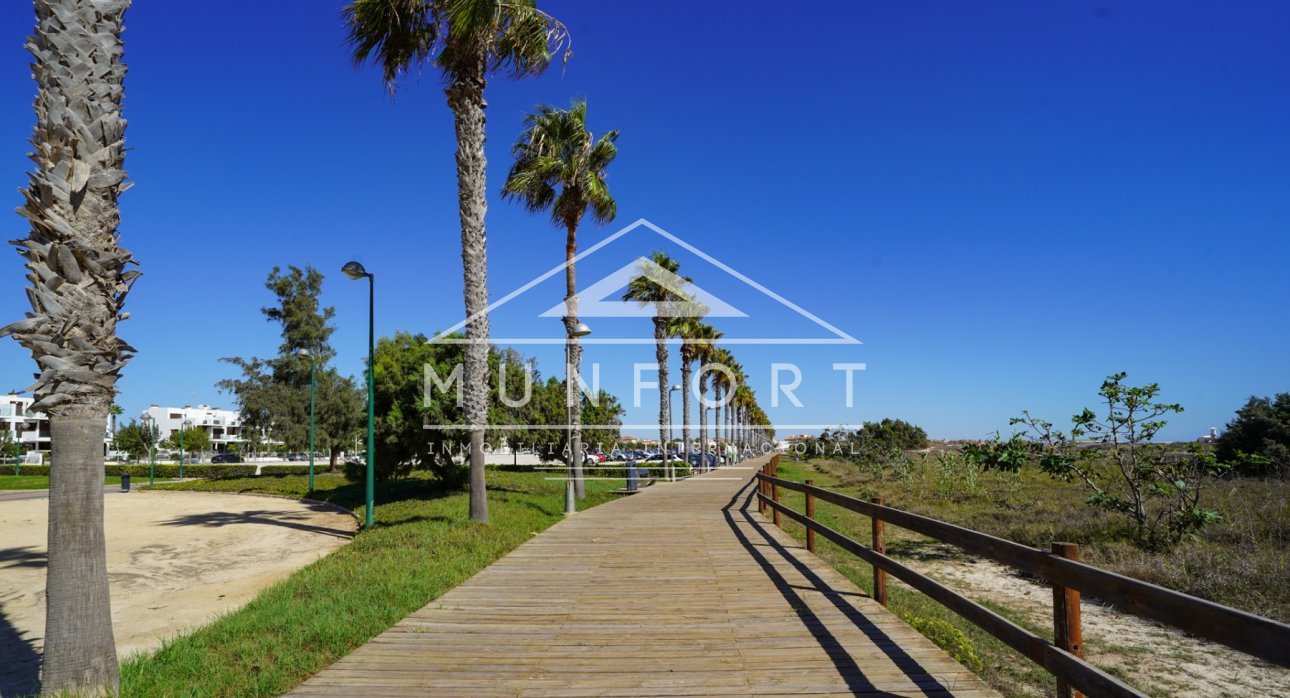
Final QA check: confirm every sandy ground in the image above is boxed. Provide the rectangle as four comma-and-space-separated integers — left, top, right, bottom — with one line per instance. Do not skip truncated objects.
908, 547, 1290, 697
0, 490, 354, 696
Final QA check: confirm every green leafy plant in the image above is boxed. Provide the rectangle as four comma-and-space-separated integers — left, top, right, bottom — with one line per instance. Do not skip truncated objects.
1012, 372, 1226, 548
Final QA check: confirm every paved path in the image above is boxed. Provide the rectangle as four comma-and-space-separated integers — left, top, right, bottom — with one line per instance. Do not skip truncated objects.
290, 460, 997, 697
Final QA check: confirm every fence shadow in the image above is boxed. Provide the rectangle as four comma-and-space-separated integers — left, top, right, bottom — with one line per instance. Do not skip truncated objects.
722, 476, 948, 696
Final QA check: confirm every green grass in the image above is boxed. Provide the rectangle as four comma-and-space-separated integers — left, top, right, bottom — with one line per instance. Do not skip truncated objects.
0, 475, 122, 489
121, 467, 620, 697
769, 460, 1055, 697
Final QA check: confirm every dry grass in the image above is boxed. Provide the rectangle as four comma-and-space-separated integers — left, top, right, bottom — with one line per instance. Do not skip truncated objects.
801, 454, 1290, 622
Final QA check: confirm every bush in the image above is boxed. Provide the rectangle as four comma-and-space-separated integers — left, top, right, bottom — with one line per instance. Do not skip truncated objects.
108, 464, 257, 479
3, 465, 51, 476
4, 464, 258, 479
260, 465, 309, 477
1216, 393, 1290, 476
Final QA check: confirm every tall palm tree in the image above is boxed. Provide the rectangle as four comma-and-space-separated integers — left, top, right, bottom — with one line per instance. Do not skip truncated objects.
710, 347, 735, 462
1, 1, 135, 693
674, 315, 711, 472
344, 0, 569, 523
689, 323, 722, 471
501, 99, 617, 499
622, 251, 690, 479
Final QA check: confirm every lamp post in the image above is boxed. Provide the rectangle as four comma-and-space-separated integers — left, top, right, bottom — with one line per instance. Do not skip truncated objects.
142, 413, 156, 485
564, 320, 592, 515
13, 422, 21, 476
179, 418, 192, 479
668, 384, 681, 482
342, 261, 376, 528
298, 348, 317, 493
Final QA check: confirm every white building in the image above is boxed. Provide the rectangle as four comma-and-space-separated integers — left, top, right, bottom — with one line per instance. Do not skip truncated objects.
2, 392, 112, 456
140, 404, 246, 452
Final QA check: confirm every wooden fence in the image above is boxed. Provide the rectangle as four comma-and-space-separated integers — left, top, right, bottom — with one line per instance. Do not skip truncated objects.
754, 456, 1290, 698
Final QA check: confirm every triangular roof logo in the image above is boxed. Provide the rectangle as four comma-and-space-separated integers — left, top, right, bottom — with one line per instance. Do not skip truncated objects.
431, 218, 859, 345
538, 256, 747, 319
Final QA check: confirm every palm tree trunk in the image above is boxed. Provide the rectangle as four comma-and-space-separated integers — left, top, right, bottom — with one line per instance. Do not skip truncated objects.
698, 373, 708, 473
446, 69, 491, 524
563, 221, 585, 499
7, 2, 136, 692
44, 414, 118, 695
652, 316, 669, 481
680, 356, 691, 476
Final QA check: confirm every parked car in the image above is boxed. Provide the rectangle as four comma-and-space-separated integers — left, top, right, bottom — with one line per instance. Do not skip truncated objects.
688, 452, 717, 468
211, 453, 243, 464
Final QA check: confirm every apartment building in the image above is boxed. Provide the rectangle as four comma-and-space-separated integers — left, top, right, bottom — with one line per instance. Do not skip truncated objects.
139, 404, 246, 452
1, 392, 112, 455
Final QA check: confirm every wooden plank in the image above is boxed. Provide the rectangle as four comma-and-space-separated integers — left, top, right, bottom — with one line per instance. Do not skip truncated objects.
287, 463, 997, 696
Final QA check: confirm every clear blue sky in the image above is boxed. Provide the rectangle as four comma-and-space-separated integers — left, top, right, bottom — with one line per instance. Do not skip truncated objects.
1, 1, 1287, 440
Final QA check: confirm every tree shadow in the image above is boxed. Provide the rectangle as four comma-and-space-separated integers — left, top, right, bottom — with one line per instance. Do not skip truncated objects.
722, 477, 949, 696
158, 507, 354, 539
0, 546, 46, 570
0, 603, 40, 697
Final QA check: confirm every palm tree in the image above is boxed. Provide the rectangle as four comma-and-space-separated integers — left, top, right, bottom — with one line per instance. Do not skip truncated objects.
688, 324, 722, 471
502, 99, 618, 498
622, 251, 690, 479
1, 1, 134, 692
674, 315, 711, 472
344, 0, 569, 523
710, 347, 735, 462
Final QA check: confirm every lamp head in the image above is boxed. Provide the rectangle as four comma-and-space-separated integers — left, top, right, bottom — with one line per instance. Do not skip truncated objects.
570, 321, 592, 338
670, 384, 681, 392
297, 348, 312, 358
341, 261, 369, 280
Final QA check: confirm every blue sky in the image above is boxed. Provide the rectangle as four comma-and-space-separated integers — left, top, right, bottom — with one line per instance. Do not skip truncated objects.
1, 1, 1287, 440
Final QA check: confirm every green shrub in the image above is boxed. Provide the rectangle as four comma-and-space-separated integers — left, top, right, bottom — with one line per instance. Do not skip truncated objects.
107, 464, 257, 479
904, 614, 984, 673
4, 465, 51, 476
260, 465, 308, 477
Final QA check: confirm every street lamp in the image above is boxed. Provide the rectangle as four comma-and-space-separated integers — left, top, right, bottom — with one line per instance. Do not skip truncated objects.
342, 261, 376, 528
564, 320, 591, 515
13, 422, 21, 476
298, 348, 317, 493
142, 413, 156, 485
179, 418, 192, 479
668, 384, 681, 482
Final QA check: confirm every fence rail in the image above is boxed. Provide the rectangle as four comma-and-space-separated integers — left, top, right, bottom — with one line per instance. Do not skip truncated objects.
755, 458, 1290, 698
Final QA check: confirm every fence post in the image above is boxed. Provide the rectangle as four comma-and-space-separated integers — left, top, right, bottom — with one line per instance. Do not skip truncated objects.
758, 463, 767, 513
805, 479, 816, 553
1052, 542, 1084, 698
772, 479, 781, 526
871, 496, 887, 606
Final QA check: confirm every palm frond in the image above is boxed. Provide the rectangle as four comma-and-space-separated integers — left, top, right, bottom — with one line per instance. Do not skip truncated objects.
342, 0, 437, 93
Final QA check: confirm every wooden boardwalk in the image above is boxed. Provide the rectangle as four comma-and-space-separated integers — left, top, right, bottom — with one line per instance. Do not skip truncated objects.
290, 459, 997, 697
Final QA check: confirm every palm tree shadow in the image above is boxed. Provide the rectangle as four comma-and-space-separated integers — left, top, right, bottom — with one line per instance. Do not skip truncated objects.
0, 546, 46, 570
722, 478, 948, 696
158, 507, 354, 539
0, 603, 39, 697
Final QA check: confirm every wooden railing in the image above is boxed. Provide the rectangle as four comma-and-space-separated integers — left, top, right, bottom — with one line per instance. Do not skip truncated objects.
754, 457, 1290, 698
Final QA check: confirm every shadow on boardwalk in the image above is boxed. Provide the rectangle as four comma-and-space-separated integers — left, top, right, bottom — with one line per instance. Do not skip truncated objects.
722, 477, 946, 696
288, 460, 996, 697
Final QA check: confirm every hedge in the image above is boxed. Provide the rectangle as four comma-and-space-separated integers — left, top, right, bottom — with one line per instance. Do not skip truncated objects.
1, 464, 256, 479
259, 465, 310, 477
